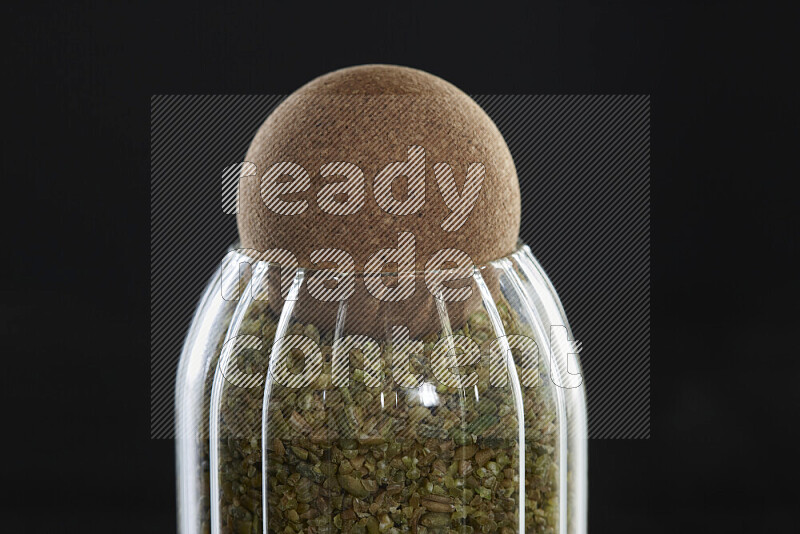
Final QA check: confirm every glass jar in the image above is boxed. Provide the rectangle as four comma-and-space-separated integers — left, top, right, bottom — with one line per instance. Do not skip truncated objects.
176, 243, 587, 534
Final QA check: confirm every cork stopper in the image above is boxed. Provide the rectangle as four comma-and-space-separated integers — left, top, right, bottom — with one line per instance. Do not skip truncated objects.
237, 65, 520, 272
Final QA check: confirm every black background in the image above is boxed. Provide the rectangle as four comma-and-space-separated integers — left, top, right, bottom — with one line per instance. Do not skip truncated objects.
2, 1, 797, 532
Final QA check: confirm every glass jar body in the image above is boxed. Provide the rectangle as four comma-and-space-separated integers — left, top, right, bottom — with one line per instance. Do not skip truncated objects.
176, 245, 587, 534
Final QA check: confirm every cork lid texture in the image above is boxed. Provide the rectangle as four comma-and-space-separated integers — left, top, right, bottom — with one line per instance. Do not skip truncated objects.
237, 65, 521, 273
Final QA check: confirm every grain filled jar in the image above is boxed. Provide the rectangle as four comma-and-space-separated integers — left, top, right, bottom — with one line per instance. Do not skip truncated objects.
175, 66, 587, 534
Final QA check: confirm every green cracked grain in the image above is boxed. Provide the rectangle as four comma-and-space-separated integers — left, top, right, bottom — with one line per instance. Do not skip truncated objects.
194, 298, 560, 534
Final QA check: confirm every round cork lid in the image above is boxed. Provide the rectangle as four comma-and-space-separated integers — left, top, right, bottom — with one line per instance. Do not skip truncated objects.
237, 64, 520, 272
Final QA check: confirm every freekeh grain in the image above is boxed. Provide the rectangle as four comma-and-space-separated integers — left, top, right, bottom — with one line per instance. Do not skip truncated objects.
197, 296, 559, 534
